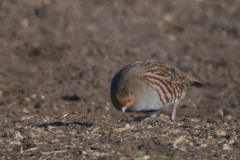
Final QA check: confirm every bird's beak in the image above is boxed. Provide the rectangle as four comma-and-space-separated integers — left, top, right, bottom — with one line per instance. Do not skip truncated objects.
122, 106, 126, 113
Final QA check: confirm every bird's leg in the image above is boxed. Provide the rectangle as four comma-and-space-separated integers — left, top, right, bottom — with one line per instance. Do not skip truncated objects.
139, 110, 161, 124
139, 117, 151, 124
171, 102, 179, 121
149, 110, 162, 118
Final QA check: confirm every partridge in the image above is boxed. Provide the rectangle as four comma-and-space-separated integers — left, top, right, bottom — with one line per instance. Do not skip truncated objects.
110, 60, 204, 121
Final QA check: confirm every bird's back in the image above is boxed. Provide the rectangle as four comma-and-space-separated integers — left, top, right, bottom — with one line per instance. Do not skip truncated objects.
135, 60, 204, 108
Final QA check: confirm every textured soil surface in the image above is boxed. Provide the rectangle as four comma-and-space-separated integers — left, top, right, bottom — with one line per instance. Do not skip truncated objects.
0, 0, 240, 159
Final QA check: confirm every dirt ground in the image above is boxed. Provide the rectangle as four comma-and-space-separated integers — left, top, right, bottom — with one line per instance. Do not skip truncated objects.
0, 0, 240, 159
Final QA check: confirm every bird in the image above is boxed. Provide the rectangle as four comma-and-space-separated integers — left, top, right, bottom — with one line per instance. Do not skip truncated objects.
110, 60, 204, 122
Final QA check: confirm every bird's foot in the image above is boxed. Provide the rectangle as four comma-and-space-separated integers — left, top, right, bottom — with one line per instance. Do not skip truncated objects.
138, 117, 151, 125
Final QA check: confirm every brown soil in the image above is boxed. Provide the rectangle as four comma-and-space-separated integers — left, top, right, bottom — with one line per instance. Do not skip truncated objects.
0, 0, 240, 159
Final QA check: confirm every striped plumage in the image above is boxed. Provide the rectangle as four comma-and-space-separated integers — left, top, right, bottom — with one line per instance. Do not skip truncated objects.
110, 60, 204, 121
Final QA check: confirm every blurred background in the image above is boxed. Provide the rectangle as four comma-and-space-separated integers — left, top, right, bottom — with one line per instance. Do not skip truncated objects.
0, 0, 240, 121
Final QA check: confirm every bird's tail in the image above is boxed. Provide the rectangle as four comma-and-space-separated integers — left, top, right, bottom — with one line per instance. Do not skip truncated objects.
191, 78, 205, 87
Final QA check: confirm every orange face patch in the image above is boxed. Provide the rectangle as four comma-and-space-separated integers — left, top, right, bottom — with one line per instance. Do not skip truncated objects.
118, 95, 135, 109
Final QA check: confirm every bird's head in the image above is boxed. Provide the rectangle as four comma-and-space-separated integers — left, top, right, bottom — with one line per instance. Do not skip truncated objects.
116, 87, 135, 113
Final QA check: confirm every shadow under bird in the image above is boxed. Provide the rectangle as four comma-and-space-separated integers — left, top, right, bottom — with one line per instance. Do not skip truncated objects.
110, 60, 204, 122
